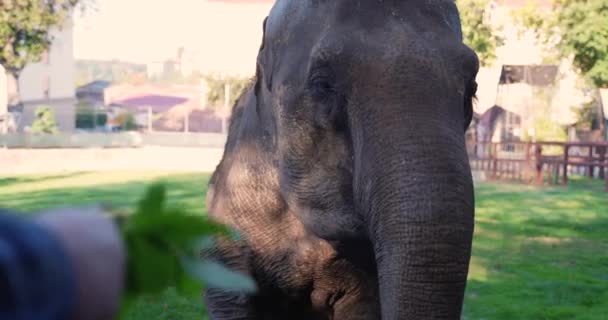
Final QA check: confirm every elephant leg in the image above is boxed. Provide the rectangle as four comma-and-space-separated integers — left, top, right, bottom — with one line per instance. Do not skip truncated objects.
204, 288, 259, 320
332, 291, 379, 320
202, 241, 260, 320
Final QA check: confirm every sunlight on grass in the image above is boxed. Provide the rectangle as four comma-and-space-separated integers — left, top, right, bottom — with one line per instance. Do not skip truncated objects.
0, 171, 175, 195
467, 256, 488, 281
1, 172, 606, 320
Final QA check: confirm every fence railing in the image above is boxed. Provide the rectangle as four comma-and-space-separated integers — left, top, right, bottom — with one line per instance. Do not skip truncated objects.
0, 132, 227, 149
468, 141, 608, 191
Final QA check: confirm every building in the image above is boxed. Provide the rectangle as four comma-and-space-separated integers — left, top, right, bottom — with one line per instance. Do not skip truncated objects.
0, 15, 77, 133
472, 0, 591, 143
101, 83, 220, 132
601, 89, 608, 141
76, 80, 112, 107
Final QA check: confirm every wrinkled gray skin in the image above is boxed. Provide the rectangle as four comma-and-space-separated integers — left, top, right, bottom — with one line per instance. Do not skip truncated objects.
204, 0, 479, 319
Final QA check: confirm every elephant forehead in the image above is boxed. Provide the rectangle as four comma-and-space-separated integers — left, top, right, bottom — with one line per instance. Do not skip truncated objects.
265, 0, 462, 39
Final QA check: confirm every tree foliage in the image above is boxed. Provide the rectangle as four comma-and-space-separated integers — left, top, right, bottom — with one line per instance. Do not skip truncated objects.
457, 0, 505, 66
203, 75, 252, 109
114, 112, 138, 131
30, 105, 59, 134
0, 0, 83, 77
513, 0, 608, 87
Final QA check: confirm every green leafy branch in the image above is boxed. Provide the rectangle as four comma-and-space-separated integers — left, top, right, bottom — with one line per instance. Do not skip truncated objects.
115, 183, 256, 316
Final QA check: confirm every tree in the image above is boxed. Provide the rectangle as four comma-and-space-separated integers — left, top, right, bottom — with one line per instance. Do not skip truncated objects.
513, 0, 608, 88
203, 75, 252, 108
30, 105, 59, 134
0, 0, 84, 110
457, 0, 505, 66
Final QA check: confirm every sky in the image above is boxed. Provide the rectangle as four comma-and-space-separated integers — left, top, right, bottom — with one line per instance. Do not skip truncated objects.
73, 0, 273, 75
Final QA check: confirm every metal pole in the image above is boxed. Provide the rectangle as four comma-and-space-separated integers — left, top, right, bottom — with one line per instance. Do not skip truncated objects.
147, 106, 152, 132
184, 110, 189, 133
562, 144, 569, 186
535, 144, 543, 185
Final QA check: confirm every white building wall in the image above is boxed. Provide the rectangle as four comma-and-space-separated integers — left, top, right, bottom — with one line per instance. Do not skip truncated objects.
15, 16, 76, 132
19, 17, 75, 102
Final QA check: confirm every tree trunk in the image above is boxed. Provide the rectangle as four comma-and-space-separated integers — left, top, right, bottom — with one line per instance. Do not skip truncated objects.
1, 69, 22, 133
0, 66, 7, 134
6, 70, 22, 111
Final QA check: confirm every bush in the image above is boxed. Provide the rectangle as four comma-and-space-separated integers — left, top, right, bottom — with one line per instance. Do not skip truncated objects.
30, 105, 59, 134
114, 112, 138, 131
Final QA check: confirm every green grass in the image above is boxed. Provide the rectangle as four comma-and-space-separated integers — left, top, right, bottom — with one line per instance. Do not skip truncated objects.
1, 172, 607, 319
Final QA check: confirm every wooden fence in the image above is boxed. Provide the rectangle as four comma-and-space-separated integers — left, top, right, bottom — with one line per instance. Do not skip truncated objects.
467, 141, 608, 191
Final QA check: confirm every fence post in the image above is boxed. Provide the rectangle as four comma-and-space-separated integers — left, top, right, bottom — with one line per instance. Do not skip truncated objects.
492, 143, 498, 179
599, 146, 606, 180
535, 144, 543, 185
184, 111, 189, 133
588, 146, 594, 178
562, 144, 569, 186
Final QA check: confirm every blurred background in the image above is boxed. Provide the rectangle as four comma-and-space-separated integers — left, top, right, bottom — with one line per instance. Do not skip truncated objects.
0, 0, 606, 319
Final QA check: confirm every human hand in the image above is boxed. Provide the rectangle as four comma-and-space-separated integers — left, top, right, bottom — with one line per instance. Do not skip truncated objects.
36, 205, 126, 320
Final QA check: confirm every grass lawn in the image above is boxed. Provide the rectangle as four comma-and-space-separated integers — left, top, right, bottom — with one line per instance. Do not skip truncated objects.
1, 172, 607, 319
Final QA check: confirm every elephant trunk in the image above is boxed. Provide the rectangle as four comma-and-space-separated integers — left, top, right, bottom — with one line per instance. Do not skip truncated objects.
352, 114, 475, 319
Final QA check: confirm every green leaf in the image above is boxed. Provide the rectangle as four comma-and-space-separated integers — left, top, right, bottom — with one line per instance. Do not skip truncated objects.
124, 234, 182, 296
180, 257, 257, 293
135, 182, 166, 216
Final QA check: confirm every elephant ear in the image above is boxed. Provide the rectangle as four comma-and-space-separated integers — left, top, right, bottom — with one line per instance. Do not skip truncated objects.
253, 16, 278, 139
464, 81, 477, 131
255, 16, 273, 94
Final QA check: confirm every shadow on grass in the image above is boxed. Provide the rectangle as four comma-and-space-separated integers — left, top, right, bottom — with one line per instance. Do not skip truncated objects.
3, 172, 607, 320
463, 181, 608, 320
0, 171, 214, 320
0, 172, 87, 188
0, 172, 211, 215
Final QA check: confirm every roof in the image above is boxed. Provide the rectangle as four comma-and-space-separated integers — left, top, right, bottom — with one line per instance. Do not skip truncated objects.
76, 80, 113, 94
112, 95, 189, 113
479, 105, 507, 131
499, 65, 559, 87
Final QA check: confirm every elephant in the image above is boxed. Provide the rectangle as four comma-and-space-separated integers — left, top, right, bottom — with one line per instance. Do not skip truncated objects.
203, 0, 479, 319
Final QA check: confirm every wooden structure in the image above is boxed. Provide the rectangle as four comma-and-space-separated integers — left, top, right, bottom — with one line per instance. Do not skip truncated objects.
468, 141, 608, 191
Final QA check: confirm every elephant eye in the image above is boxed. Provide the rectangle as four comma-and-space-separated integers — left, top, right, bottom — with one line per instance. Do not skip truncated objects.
311, 76, 334, 93
308, 66, 336, 98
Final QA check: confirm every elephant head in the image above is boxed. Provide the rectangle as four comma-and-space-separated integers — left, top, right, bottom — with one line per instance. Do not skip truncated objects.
209, 0, 479, 318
